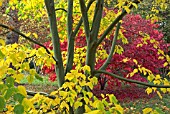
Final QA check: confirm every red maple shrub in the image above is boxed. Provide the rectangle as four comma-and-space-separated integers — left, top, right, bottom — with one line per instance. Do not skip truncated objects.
101, 14, 169, 89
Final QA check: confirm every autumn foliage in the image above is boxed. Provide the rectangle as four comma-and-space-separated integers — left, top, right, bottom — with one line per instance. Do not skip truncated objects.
38, 14, 169, 91
0, 0, 170, 114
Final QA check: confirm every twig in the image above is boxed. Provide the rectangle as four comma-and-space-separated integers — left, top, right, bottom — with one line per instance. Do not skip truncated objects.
55, 8, 67, 12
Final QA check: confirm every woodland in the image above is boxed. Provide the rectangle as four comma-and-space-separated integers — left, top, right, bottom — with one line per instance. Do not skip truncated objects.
0, 0, 170, 114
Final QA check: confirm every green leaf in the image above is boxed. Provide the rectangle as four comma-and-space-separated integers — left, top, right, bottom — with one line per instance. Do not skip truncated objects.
14, 104, 24, 114
0, 97, 5, 111
4, 87, 16, 100
5, 8, 10, 14
6, 77, 15, 88
105, 111, 111, 114
35, 74, 43, 81
14, 93, 25, 103
108, 94, 118, 104
0, 50, 5, 59
155, 107, 165, 114
0, 84, 7, 93
97, 101, 104, 110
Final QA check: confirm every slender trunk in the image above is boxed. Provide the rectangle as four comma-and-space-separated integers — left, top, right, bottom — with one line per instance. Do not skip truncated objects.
45, 0, 65, 87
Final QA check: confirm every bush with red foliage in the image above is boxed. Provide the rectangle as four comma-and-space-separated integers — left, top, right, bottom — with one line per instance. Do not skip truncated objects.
100, 14, 169, 89
35, 14, 168, 89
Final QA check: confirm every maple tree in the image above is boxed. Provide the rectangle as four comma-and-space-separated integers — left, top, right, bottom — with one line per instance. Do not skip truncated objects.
0, 0, 170, 114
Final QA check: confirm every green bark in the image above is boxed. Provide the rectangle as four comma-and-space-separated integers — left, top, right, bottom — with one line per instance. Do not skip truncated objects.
44, 0, 65, 87
65, 0, 74, 75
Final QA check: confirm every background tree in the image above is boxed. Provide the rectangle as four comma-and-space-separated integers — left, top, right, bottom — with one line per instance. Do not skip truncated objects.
0, 0, 170, 114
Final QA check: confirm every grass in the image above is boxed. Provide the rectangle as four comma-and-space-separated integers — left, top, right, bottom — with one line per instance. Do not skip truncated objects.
20, 75, 58, 93
20, 75, 58, 86
121, 93, 170, 114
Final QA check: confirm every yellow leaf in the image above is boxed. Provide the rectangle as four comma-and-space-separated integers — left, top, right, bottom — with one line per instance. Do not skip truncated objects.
101, 94, 105, 98
133, 59, 138, 64
33, 33, 38, 38
167, 72, 170, 76
153, 80, 161, 85
59, 91, 68, 98
122, 58, 129, 63
124, 6, 131, 13
0, 39, 5, 46
86, 82, 93, 89
158, 56, 164, 60
156, 91, 162, 99
83, 65, 91, 72
147, 74, 155, 82
84, 96, 89, 104
12, 74, 24, 83
163, 62, 168, 67
160, 88, 167, 93
132, 3, 138, 9
114, 104, 124, 114
143, 108, 152, 114
92, 100, 100, 108
145, 87, 152, 95
85, 105, 91, 112
65, 73, 74, 81
133, 69, 138, 73
54, 97, 60, 105
155, 74, 161, 80
152, 87, 157, 92
26, 32, 31, 37
27, 75, 34, 84
18, 86, 27, 97
84, 110, 101, 114
22, 98, 34, 110
167, 88, 170, 92
74, 101, 82, 109
11, 6, 15, 10
0, 2, 2, 6
86, 92, 93, 98
61, 101, 69, 110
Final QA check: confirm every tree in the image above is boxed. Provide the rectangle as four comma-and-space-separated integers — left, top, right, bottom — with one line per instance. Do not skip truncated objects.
0, 0, 170, 113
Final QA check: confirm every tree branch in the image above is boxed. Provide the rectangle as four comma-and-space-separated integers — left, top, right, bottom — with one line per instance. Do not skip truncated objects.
97, 0, 142, 46
94, 70, 170, 88
99, 22, 121, 71
0, 23, 58, 64
73, 0, 95, 37
79, 0, 90, 42
55, 8, 67, 12
45, 0, 65, 87
65, 0, 74, 75
90, 0, 104, 41
97, 10, 126, 46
